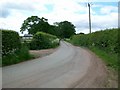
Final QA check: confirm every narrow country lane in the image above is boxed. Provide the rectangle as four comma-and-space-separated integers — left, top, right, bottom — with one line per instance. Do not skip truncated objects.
2, 41, 107, 88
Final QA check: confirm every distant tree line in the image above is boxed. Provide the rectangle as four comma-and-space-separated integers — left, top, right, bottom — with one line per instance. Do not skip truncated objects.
20, 16, 76, 38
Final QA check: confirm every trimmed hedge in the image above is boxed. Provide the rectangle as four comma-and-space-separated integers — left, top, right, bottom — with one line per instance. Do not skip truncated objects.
29, 32, 59, 50
2, 30, 21, 56
70, 28, 119, 54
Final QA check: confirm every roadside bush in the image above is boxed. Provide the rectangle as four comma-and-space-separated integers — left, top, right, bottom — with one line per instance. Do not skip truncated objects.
89, 29, 118, 54
70, 28, 118, 54
2, 30, 21, 56
70, 28, 119, 70
29, 32, 59, 50
2, 44, 33, 66
2, 29, 33, 66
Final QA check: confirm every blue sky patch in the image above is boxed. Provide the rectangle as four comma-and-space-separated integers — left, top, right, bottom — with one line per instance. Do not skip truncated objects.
45, 4, 54, 13
92, 2, 118, 15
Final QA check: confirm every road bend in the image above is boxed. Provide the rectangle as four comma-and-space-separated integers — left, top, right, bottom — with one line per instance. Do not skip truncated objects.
2, 41, 107, 88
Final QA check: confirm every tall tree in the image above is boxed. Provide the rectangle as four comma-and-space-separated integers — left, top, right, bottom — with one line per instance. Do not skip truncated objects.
56, 21, 76, 38
20, 16, 50, 35
20, 16, 76, 38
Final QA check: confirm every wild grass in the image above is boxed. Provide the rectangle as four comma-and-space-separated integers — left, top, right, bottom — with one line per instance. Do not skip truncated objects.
2, 44, 34, 66
89, 47, 118, 70
67, 28, 119, 70
68, 40, 118, 70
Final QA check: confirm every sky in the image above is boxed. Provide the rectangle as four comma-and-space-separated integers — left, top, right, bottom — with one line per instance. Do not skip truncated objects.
0, 0, 119, 35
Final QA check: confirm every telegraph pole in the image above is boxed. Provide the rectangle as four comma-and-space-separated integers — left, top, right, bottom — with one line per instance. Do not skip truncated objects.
88, 3, 91, 33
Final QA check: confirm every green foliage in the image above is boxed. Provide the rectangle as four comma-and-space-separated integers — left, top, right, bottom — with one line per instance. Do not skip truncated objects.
71, 28, 118, 54
29, 32, 59, 50
70, 28, 119, 70
55, 21, 76, 38
20, 16, 50, 35
90, 47, 118, 70
2, 44, 33, 66
20, 16, 76, 39
2, 30, 21, 56
69, 34, 83, 46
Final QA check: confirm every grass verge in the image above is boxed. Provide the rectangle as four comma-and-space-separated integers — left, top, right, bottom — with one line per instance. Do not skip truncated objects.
66, 38, 118, 71
2, 42, 60, 67
89, 47, 118, 70
89, 47, 118, 88
67, 40, 118, 88
2, 44, 34, 66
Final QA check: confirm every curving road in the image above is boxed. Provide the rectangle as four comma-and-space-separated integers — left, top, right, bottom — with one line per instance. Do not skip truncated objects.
2, 41, 107, 88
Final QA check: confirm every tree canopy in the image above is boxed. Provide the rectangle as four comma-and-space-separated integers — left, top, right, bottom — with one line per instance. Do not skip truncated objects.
20, 16, 50, 35
56, 21, 76, 38
20, 16, 76, 38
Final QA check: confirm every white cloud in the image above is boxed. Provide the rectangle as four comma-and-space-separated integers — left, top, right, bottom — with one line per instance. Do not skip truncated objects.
0, 0, 118, 35
100, 6, 118, 14
0, 9, 28, 34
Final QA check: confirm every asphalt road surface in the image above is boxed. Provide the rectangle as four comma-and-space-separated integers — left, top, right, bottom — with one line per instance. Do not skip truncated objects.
2, 41, 107, 88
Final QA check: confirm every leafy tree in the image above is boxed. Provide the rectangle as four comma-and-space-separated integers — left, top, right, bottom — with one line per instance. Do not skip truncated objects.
37, 17, 50, 33
20, 16, 50, 35
20, 16, 40, 34
47, 25, 56, 35
55, 21, 76, 38
20, 16, 76, 39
